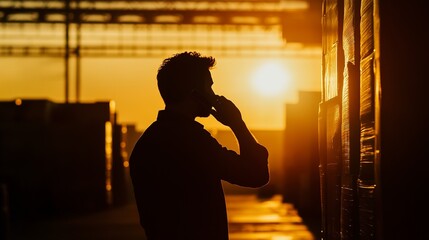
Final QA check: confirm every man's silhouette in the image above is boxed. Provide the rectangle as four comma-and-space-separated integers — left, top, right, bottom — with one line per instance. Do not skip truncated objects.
129, 51, 269, 240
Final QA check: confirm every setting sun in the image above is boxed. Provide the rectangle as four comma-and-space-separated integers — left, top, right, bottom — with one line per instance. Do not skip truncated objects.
251, 61, 290, 96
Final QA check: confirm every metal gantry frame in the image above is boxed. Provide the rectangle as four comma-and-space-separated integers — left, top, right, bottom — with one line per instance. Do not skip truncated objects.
0, 0, 321, 102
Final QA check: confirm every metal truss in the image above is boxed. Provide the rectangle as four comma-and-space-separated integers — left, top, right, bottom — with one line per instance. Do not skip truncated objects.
0, 0, 321, 58
0, 44, 321, 58
0, 0, 309, 25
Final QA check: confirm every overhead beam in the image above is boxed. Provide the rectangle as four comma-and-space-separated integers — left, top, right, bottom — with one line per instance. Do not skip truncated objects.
1, 8, 299, 25
0, 0, 321, 45
0, 45, 321, 58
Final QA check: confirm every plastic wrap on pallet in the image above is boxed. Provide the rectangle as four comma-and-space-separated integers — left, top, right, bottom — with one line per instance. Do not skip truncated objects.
317, 103, 327, 239
342, 62, 361, 177
322, 0, 340, 54
359, 5, 376, 236
342, 0, 353, 159
358, 184, 375, 240
342, 73, 351, 172
359, 134, 375, 183
326, 105, 341, 165
322, 0, 344, 102
323, 45, 339, 100
342, 0, 359, 65
326, 104, 342, 239
341, 4, 363, 238
342, 0, 361, 181
341, 186, 358, 239
360, 55, 375, 124
321, 1, 344, 238
326, 163, 341, 239
360, 0, 374, 59
359, 55, 375, 185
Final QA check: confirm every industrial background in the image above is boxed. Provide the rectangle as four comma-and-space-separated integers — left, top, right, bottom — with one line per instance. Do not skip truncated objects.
1, 0, 428, 240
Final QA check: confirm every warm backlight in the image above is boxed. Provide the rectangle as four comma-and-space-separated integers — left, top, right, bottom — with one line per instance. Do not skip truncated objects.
251, 61, 290, 96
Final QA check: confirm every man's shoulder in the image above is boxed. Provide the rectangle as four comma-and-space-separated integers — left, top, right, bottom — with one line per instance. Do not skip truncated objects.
138, 120, 188, 142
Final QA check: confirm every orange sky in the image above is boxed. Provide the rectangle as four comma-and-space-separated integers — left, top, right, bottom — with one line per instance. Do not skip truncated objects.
0, 52, 321, 131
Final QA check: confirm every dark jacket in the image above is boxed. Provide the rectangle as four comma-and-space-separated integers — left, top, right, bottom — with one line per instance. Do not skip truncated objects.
129, 110, 269, 240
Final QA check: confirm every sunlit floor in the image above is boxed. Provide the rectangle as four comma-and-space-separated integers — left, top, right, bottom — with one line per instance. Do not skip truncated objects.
226, 194, 314, 240
8, 194, 314, 240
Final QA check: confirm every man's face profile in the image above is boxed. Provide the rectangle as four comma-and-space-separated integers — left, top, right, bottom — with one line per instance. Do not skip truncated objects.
194, 70, 216, 118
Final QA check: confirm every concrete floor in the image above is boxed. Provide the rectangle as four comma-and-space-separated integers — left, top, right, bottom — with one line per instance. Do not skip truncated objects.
8, 194, 314, 240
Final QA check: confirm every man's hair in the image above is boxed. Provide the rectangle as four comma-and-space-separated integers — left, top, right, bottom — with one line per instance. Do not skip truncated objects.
157, 51, 216, 105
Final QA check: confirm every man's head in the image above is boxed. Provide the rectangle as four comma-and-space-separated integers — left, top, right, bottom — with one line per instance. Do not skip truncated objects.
157, 51, 216, 117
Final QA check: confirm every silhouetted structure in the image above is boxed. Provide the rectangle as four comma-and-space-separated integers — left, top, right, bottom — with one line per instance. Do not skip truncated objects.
0, 99, 133, 225
320, 1, 429, 239
283, 91, 321, 239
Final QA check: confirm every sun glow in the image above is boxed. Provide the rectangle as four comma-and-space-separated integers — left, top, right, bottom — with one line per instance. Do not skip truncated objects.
251, 61, 290, 96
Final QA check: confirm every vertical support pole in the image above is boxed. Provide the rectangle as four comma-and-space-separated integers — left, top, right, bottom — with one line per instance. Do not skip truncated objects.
76, 0, 81, 102
65, 0, 70, 103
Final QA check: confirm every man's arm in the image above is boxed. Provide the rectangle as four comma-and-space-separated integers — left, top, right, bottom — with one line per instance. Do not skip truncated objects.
210, 96, 269, 187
